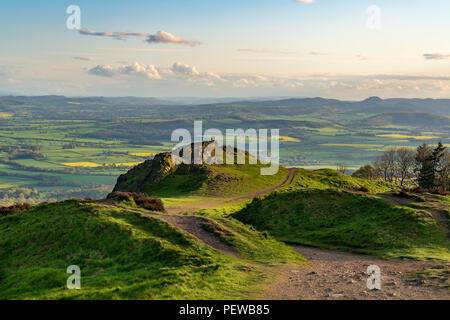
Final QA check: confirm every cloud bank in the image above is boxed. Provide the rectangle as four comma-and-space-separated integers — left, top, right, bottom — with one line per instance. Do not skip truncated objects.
84, 60, 450, 98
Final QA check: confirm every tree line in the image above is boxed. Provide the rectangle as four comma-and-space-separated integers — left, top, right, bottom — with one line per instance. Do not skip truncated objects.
353, 142, 450, 191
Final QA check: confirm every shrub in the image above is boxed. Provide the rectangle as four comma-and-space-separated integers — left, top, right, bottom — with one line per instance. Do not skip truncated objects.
352, 186, 369, 192
0, 203, 31, 217
107, 191, 133, 202
412, 187, 450, 196
133, 193, 165, 212
107, 192, 165, 212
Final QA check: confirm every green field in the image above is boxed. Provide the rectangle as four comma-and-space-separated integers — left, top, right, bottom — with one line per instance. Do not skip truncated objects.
0, 96, 449, 205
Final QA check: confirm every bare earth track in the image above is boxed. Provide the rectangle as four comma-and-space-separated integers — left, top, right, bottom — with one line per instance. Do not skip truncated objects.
263, 245, 449, 300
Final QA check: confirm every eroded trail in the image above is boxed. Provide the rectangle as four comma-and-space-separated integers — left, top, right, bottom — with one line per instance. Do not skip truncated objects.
102, 203, 239, 257
263, 245, 449, 300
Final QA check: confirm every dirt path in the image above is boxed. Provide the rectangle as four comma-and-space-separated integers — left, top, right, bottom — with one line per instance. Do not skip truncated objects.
264, 245, 449, 300
102, 203, 239, 257
166, 168, 298, 214
99, 169, 299, 257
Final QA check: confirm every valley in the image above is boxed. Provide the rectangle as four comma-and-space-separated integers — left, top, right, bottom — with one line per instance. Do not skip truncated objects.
0, 96, 449, 205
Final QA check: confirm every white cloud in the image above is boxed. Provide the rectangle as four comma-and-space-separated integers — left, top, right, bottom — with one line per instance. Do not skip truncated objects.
72, 56, 93, 61
146, 31, 200, 46
423, 53, 450, 60
88, 63, 161, 79
296, 0, 316, 3
78, 29, 200, 46
309, 50, 327, 56
88, 65, 115, 77
120, 62, 161, 79
88, 61, 223, 86
171, 61, 200, 76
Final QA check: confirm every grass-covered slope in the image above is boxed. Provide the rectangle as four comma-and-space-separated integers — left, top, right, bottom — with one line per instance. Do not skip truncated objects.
0, 199, 303, 299
288, 168, 395, 193
145, 163, 287, 198
114, 142, 288, 198
234, 169, 449, 261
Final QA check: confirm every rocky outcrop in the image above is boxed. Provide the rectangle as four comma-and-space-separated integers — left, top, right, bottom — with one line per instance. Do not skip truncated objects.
113, 141, 221, 193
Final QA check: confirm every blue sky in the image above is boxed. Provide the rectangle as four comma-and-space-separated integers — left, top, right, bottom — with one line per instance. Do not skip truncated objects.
1, 0, 450, 99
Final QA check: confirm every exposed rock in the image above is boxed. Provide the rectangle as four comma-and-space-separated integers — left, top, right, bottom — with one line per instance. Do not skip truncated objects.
113, 141, 235, 193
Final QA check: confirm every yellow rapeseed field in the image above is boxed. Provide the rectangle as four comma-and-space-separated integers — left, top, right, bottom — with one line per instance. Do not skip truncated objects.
62, 162, 143, 168
114, 162, 143, 167
376, 134, 440, 140
62, 162, 101, 168
273, 136, 301, 143
129, 152, 156, 157
320, 143, 383, 148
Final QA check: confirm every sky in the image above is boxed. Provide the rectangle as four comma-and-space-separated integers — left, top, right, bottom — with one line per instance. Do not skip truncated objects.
1, 0, 450, 99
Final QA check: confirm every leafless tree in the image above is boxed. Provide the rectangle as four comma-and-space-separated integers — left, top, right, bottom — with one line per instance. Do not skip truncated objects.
336, 162, 347, 174
395, 147, 415, 186
437, 150, 450, 191
374, 148, 396, 182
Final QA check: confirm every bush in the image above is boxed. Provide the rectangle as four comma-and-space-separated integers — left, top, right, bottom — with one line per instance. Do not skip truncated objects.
352, 186, 369, 192
0, 203, 31, 217
107, 192, 165, 212
412, 187, 450, 196
133, 193, 165, 212
107, 191, 133, 202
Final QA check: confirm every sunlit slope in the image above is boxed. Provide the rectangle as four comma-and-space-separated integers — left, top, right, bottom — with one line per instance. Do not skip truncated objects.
234, 169, 449, 261
288, 168, 394, 193
0, 199, 303, 299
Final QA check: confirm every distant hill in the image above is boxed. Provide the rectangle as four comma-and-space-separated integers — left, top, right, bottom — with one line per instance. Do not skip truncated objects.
1, 95, 449, 120
361, 112, 450, 127
215, 96, 450, 116
0, 95, 174, 107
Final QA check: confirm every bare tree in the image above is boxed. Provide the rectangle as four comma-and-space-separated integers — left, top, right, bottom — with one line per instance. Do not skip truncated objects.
395, 147, 415, 186
437, 149, 450, 191
374, 148, 396, 182
336, 162, 348, 174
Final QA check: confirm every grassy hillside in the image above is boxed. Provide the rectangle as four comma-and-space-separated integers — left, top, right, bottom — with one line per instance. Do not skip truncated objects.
0, 199, 303, 299
145, 164, 288, 198
234, 169, 449, 261
114, 144, 288, 198
288, 169, 394, 193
